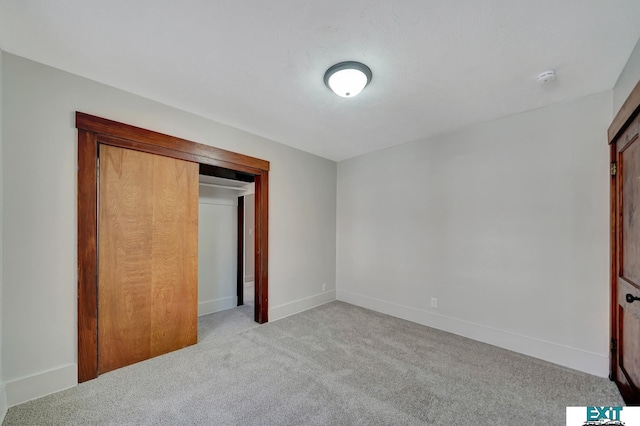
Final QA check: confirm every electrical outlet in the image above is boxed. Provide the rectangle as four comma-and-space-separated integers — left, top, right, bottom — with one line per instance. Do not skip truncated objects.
431, 298, 438, 308
322, 283, 327, 292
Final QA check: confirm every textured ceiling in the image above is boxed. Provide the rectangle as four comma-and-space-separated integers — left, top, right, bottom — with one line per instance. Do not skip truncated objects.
2, 1, 640, 161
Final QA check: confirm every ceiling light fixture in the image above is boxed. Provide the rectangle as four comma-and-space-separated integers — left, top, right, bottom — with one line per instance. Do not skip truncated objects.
324, 61, 372, 98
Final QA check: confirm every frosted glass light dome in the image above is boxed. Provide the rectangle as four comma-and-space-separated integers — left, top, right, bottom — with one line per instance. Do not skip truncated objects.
324, 62, 372, 98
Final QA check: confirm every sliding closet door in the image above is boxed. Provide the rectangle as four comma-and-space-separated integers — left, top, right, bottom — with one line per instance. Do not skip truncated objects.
98, 144, 198, 374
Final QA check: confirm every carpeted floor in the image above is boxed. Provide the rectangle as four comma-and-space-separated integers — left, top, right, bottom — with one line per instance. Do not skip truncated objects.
3, 301, 623, 425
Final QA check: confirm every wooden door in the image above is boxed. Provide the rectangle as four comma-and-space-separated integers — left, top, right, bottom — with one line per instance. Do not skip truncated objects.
77, 113, 270, 382
613, 111, 640, 404
98, 144, 198, 374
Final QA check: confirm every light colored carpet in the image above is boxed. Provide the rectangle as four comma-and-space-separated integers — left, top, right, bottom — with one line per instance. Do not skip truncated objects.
3, 301, 623, 425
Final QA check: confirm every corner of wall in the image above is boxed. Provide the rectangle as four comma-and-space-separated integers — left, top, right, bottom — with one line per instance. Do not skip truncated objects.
0, 385, 7, 424
5, 364, 76, 407
270, 290, 336, 322
0, 47, 7, 423
613, 36, 640, 113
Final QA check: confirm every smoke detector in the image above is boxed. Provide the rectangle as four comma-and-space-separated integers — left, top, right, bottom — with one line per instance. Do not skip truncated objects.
537, 70, 556, 85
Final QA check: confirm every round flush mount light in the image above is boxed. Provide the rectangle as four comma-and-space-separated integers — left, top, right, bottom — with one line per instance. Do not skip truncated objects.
537, 70, 556, 85
324, 61, 372, 98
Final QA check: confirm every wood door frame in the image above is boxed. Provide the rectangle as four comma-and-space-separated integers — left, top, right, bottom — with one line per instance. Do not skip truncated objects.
77, 112, 270, 382
237, 195, 245, 306
608, 79, 640, 384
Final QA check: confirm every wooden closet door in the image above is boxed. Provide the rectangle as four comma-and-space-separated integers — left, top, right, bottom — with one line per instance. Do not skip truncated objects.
98, 144, 198, 374
614, 112, 640, 403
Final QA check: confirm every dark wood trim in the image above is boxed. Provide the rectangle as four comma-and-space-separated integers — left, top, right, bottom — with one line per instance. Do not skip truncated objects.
76, 112, 270, 381
254, 172, 269, 323
237, 196, 245, 306
610, 141, 618, 380
609, 79, 640, 144
98, 134, 265, 176
77, 129, 98, 383
77, 112, 269, 171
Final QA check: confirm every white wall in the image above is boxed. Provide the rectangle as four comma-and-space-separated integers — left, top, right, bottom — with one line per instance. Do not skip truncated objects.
1, 52, 337, 406
614, 37, 640, 113
198, 185, 238, 316
0, 48, 7, 423
337, 91, 612, 377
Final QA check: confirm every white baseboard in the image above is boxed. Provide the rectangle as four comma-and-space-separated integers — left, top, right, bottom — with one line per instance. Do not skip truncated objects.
0, 384, 7, 423
6, 364, 77, 407
198, 296, 237, 316
270, 290, 336, 322
337, 290, 609, 378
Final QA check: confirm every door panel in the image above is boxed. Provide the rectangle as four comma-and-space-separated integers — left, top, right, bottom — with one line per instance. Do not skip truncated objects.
615, 113, 640, 403
98, 144, 198, 374
149, 152, 199, 357
622, 134, 640, 285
